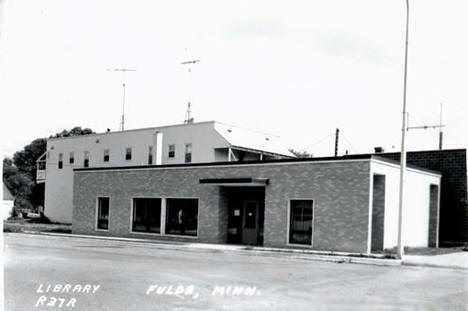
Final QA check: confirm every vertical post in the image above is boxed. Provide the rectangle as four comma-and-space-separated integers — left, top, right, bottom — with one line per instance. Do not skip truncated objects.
161, 198, 166, 235
334, 128, 339, 157
397, 0, 410, 260
228, 147, 232, 162
121, 83, 126, 131
439, 103, 443, 150
155, 132, 163, 165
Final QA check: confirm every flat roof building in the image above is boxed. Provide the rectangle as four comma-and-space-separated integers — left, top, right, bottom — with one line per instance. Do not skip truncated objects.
38, 121, 294, 223
72, 155, 441, 254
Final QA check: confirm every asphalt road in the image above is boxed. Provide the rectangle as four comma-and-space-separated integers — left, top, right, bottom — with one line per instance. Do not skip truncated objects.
4, 233, 468, 311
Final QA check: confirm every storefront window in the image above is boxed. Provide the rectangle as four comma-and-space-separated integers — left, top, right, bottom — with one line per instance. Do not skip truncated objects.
132, 198, 161, 233
166, 198, 198, 236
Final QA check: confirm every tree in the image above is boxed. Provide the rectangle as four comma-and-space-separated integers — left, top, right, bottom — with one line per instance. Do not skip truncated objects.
12, 138, 47, 181
3, 158, 35, 211
53, 126, 94, 138
289, 149, 313, 159
3, 126, 95, 212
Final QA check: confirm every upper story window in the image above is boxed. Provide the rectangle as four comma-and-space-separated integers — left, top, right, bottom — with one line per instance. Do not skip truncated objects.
84, 151, 89, 168
125, 147, 132, 161
148, 146, 153, 164
69, 152, 74, 164
185, 144, 192, 163
103, 149, 110, 162
168, 144, 175, 158
58, 153, 63, 169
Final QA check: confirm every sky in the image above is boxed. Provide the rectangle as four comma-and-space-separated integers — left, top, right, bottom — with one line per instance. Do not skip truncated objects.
0, 0, 467, 158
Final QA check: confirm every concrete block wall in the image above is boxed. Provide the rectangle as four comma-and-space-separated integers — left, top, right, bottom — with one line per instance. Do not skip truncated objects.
73, 160, 372, 253
379, 149, 467, 244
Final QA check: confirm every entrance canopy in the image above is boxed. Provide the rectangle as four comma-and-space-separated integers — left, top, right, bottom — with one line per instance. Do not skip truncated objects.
199, 177, 269, 187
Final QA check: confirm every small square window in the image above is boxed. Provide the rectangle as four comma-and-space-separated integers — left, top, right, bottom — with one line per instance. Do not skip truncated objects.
185, 144, 192, 163
84, 151, 89, 167
125, 147, 132, 161
148, 146, 153, 164
168, 144, 175, 158
103, 149, 110, 162
69, 152, 74, 164
58, 153, 63, 169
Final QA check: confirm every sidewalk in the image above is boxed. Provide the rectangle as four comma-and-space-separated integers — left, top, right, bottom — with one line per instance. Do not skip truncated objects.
23, 231, 467, 269
403, 252, 468, 270
27, 231, 402, 266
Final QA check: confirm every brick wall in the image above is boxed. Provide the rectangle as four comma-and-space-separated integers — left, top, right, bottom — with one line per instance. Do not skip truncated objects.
73, 160, 372, 253
378, 149, 467, 245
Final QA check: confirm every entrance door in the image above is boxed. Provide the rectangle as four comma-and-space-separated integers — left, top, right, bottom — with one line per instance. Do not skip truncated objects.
242, 200, 259, 245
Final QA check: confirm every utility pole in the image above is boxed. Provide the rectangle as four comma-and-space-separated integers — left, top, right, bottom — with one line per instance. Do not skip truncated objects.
334, 128, 339, 157
397, 0, 410, 260
439, 103, 443, 150
181, 59, 200, 124
107, 68, 136, 131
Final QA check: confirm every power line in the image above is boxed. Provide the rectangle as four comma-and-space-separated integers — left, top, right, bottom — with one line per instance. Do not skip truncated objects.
340, 132, 360, 154
300, 132, 335, 152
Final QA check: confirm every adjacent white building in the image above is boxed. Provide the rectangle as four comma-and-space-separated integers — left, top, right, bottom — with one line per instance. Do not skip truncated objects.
37, 121, 295, 223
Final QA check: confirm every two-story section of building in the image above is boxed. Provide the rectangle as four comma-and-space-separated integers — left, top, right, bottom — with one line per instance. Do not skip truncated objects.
36, 121, 295, 223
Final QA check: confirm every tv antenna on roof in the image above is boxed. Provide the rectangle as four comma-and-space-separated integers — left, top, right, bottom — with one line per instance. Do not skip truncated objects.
107, 68, 136, 131
181, 58, 200, 124
406, 103, 445, 149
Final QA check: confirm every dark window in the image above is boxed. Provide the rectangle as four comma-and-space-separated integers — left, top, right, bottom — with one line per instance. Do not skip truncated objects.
166, 198, 198, 236
125, 147, 132, 161
69, 152, 74, 164
103, 149, 110, 162
289, 200, 313, 245
168, 144, 175, 158
184, 144, 192, 163
132, 198, 161, 233
58, 153, 63, 169
97, 197, 109, 230
84, 151, 89, 167
148, 146, 153, 164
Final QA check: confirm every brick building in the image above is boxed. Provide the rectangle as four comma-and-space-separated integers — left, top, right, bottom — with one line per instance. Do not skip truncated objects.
72, 155, 441, 254
375, 149, 467, 245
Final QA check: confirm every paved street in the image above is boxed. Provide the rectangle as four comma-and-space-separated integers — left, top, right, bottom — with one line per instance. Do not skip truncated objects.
4, 233, 468, 311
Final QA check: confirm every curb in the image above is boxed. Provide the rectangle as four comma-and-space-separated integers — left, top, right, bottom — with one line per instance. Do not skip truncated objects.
15, 231, 403, 267
402, 261, 468, 271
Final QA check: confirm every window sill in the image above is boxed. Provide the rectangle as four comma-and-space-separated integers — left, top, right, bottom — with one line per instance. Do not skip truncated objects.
163, 234, 198, 239
286, 242, 313, 248
130, 231, 162, 236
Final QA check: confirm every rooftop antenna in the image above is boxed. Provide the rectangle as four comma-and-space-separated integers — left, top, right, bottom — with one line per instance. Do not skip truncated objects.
184, 102, 193, 124
107, 68, 136, 131
406, 105, 445, 148
181, 56, 200, 124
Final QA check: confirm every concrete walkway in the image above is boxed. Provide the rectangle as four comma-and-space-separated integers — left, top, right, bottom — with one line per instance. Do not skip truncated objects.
404, 252, 468, 270
27, 231, 468, 269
